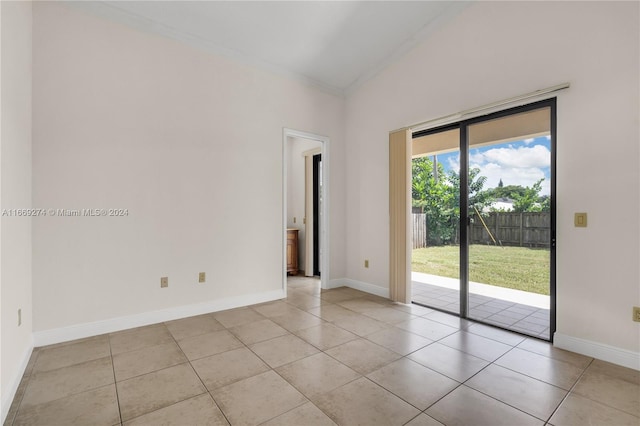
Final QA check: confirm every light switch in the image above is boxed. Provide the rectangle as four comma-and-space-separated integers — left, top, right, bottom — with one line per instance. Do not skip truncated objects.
574, 212, 587, 227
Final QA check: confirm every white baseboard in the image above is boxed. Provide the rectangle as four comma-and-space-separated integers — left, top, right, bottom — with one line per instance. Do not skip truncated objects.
33, 289, 285, 347
2, 339, 34, 424
554, 332, 640, 371
327, 278, 344, 290
328, 278, 390, 299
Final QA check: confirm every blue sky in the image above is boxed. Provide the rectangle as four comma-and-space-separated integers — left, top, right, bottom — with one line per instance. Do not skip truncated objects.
436, 135, 551, 196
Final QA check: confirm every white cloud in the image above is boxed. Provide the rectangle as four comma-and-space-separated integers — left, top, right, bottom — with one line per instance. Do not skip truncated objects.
471, 145, 550, 169
446, 155, 460, 172
436, 143, 551, 196
471, 162, 550, 195
471, 144, 550, 195
524, 138, 535, 144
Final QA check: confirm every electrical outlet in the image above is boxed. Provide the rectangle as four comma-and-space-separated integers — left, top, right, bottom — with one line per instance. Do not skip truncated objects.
18, 308, 22, 327
364, 259, 369, 268
198, 272, 206, 283
160, 277, 168, 288
633, 306, 640, 323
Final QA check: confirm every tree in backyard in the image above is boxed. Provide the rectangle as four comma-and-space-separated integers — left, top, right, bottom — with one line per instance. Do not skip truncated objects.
538, 195, 551, 212
447, 167, 495, 244
489, 183, 527, 200
512, 178, 549, 212
447, 167, 495, 215
412, 157, 456, 245
413, 158, 494, 245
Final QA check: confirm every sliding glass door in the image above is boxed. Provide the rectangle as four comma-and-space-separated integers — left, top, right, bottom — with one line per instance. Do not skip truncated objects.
411, 127, 461, 315
465, 105, 554, 339
411, 100, 555, 340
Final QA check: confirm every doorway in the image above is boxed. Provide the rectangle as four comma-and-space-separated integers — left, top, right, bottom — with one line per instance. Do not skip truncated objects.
283, 129, 330, 294
409, 100, 556, 340
312, 153, 322, 277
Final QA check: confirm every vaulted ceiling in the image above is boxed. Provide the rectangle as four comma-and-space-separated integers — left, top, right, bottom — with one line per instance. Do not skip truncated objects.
72, 1, 470, 96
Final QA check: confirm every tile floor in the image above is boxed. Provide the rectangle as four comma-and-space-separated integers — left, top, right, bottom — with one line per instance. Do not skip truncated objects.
5, 276, 639, 426
412, 281, 551, 339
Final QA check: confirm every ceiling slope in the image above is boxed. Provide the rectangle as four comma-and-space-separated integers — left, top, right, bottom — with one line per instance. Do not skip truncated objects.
70, 1, 470, 96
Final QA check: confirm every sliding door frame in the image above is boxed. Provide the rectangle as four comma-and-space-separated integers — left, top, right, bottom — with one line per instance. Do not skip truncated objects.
408, 98, 557, 340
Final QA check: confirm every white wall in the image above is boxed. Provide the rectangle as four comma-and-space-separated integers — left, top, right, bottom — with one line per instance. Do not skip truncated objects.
1, 1, 33, 420
345, 1, 639, 358
287, 137, 322, 272
32, 2, 345, 335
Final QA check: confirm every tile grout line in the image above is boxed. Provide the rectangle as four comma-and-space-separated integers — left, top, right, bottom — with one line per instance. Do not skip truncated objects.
490, 345, 589, 390
261, 282, 406, 424
364, 362, 459, 415
266, 363, 350, 426
546, 358, 640, 421
217, 293, 344, 424
9, 348, 120, 424
172, 304, 362, 424
169, 319, 236, 426
229, 296, 345, 424
111, 322, 226, 424
471, 340, 611, 423
107, 334, 124, 426
453, 325, 562, 418
543, 357, 595, 424
431, 338, 565, 423
355, 324, 480, 419
463, 345, 560, 424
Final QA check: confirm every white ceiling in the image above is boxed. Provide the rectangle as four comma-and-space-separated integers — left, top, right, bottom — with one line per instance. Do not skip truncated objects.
72, 1, 470, 96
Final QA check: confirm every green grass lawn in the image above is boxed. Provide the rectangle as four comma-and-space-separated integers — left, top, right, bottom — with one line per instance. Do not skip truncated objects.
412, 245, 550, 295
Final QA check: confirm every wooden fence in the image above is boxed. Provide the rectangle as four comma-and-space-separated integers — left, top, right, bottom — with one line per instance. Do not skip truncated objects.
413, 214, 427, 249
470, 211, 550, 247
413, 212, 550, 249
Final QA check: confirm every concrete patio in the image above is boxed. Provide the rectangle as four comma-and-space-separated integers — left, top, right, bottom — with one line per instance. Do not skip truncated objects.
412, 272, 551, 340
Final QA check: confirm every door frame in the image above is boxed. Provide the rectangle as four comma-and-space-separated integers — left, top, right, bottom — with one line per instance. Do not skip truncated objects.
394, 98, 557, 340
458, 99, 556, 340
283, 128, 330, 294
303, 147, 321, 277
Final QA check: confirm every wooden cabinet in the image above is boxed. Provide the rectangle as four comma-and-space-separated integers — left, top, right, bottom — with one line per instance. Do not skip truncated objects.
286, 228, 299, 275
